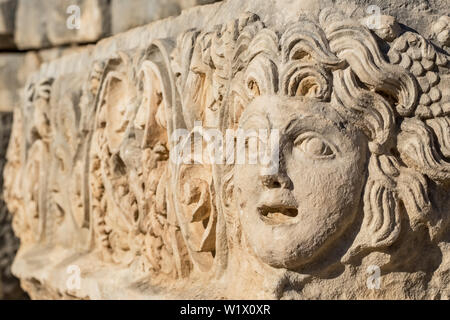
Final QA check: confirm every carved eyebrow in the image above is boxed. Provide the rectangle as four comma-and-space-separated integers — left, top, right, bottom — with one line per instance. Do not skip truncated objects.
284, 116, 304, 134
282, 114, 342, 136
239, 112, 271, 130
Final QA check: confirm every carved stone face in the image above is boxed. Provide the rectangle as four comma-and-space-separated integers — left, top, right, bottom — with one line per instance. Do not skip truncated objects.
234, 96, 369, 269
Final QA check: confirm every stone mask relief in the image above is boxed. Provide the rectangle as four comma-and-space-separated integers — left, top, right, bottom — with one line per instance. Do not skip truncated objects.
3, 6, 449, 299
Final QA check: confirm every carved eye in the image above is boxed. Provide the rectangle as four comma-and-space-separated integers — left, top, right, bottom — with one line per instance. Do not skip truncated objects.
294, 133, 336, 159
247, 80, 260, 97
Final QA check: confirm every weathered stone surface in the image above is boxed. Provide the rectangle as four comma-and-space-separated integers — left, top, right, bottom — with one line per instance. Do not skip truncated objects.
111, 0, 222, 35
14, 0, 110, 49
46, 0, 110, 47
14, 0, 48, 49
0, 0, 17, 49
0, 0, 15, 33
13, 0, 221, 50
111, 0, 181, 35
0, 46, 92, 113
0, 53, 38, 112
111, 0, 221, 35
3, 0, 450, 299
178, 0, 218, 9
432, 15, 450, 47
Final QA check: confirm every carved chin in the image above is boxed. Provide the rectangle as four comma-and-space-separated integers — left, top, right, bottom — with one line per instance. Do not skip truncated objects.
245, 223, 316, 269
239, 208, 308, 269
240, 200, 359, 270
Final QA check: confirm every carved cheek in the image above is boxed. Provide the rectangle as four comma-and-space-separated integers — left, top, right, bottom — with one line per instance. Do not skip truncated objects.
134, 99, 148, 131
291, 158, 363, 212
259, 156, 365, 268
104, 77, 130, 153
234, 163, 264, 206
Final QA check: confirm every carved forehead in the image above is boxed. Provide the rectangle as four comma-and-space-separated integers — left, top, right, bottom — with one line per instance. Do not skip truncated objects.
239, 95, 348, 130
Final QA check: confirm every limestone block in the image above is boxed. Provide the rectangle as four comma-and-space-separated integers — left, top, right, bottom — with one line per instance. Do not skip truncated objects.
3, 0, 450, 300
0, 46, 91, 113
178, 0, 219, 10
0, 0, 15, 33
13, 0, 221, 49
14, 0, 109, 49
0, 0, 17, 49
111, 0, 181, 35
0, 53, 40, 112
46, 0, 110, 47
14, 0, 48, 49
37, 45, 94, 63
111, 0, 221, 35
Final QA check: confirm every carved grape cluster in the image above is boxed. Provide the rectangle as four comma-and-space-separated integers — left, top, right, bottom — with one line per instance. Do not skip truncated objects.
388, 32, 449, 118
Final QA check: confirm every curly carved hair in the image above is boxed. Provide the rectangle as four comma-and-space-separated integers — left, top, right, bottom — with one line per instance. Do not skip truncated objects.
190, 11, 450, 263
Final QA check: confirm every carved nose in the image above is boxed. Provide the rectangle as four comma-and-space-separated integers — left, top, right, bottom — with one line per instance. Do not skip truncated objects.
260, 171, 293, 189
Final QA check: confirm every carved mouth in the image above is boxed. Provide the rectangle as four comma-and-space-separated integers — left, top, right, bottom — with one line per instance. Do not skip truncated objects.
257, 205, 298, 225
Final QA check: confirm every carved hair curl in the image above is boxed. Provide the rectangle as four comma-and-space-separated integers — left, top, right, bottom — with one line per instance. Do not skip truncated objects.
218, 12, 450, 261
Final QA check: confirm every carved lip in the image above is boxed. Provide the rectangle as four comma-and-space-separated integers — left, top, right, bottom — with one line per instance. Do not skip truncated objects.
257, 205, 299, 225
257, 191, 298, 225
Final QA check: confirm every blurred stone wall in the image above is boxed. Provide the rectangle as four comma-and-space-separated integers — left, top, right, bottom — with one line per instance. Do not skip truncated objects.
0, 111, 26, 299
1, 0, 221, 112
0, 0, 221, 299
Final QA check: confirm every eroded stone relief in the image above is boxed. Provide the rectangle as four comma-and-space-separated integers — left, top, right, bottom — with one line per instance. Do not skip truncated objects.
3, 1, 450, 299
